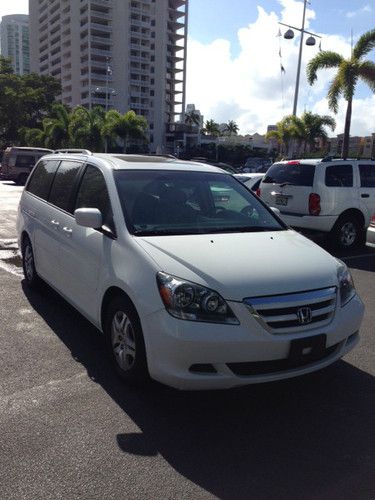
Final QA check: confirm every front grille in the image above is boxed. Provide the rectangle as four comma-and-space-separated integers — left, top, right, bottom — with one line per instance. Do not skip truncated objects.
244, 287, 337, 333
227, 342, 339, 376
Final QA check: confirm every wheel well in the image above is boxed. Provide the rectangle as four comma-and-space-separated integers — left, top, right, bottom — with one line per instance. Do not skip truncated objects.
100, 286, 137, 332
338, 209, 365, 228
20, 231, 30, 252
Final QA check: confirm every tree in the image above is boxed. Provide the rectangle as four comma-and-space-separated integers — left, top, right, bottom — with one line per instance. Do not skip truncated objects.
42, 104, 71, 149
0, 55, 14, 75
307, 29, 375, 159
203, 119, 221, 137
297, 111, 336, 153
223, 120, 239, 136
184, 109, 201, 131
266, 115, 296, 155
69, 106, 105, 151
102, 110, 148, 152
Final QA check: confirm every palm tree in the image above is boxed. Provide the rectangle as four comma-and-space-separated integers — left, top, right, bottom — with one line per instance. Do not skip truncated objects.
203, 119, 221, 137
224, 120, 239, 136
43, 103, 71, 149
298, 111, 336, 154
266, 115, 296, 155
307, 29, 375, 159
21, 126, 47, 148
102, 110, 147, 153
69, 106, 105, 151
184, 109, 201, 131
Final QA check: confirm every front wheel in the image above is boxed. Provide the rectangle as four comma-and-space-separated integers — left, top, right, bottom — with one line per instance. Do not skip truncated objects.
329, 215, 364, 250
104, 296, 149, 385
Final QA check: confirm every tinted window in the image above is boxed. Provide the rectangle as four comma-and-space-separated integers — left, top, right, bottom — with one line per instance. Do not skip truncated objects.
75, 165, 114, 229
263, 163, 315, 186
15, 155, 37, 169
359, 164, 375, 187
49, 161, 82, 213
325, 165, 353, 187
26, 160, 59, 200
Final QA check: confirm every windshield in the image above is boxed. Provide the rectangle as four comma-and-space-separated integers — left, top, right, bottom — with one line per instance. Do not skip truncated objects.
263, 163, 315, 186
114, 170, 285, 236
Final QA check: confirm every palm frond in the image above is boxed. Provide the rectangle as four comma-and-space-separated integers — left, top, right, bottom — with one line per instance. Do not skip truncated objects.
327, 75, 343, 113
357, 60, 375, 92
307, 51, 344, 85
353, 29, 375, 60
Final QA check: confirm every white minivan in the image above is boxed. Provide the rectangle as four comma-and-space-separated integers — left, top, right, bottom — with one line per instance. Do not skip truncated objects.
259, 158, 375, 249
17, 152, 364, 390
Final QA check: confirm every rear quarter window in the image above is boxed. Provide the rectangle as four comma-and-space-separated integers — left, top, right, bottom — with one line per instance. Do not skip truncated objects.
26, 160, 60, 200
48, 160, 82, 213
359, 164, 375, 187
262, 163, 315, 186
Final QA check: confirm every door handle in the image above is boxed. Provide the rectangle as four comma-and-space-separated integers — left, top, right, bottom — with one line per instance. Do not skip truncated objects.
361, 194, 370, 198
62, 227, 73, 236
50, 219, 60, 228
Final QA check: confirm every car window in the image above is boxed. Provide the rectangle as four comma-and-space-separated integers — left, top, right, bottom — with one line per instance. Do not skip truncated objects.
75, 165, 114, 230
15, 155, 37, 169
26, 160, 60, 200
359, 164, 375, 188
48, 160, 82, 213
325, 165, 353, 187
262, 163, 315, 186
114, 170, 285, 236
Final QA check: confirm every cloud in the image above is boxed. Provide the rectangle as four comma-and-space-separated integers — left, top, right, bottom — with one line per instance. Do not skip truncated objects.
346, 4, 373, 18
186, 0, 375, 137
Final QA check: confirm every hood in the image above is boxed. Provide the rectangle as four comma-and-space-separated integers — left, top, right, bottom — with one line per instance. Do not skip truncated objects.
135, 230, 339, 301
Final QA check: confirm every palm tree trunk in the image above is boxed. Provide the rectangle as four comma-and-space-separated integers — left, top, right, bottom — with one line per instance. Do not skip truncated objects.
342, 97, 352, 159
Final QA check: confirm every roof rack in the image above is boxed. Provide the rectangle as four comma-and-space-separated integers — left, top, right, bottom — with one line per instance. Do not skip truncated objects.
53, 149, 92, 155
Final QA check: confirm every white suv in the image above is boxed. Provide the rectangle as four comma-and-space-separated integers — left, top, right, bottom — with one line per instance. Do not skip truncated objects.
17, 151, 364, 390
259, 158, 375, 249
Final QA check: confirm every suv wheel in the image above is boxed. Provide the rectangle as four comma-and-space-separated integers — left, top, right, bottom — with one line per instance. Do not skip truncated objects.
104, 296, 149, 384
329, 215, 363, 250
22, 237, 41, 288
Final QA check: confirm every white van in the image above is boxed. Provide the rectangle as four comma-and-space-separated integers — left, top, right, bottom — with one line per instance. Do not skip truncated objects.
259, 158, 375, 249
0, 147, 53, 185
17, 152, 364, 390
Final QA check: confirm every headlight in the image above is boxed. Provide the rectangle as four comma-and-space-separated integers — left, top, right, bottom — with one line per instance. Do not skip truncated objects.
157, 272, 239, 324
337, 260, 356, 306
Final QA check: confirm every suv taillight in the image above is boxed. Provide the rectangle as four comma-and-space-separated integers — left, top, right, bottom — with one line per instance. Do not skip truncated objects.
309, 193, 321, 216
371, 214, 375, 226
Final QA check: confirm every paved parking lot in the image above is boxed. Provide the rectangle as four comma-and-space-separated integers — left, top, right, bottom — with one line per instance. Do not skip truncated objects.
1, 180, 375, 499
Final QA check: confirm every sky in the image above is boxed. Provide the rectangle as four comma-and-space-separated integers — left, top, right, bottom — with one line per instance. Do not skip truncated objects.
1, 0, 375, 136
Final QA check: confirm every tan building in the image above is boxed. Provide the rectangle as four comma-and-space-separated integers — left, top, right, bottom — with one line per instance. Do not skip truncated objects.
29, 0, 188, 152
0, 14, 30, 75
329, 133, 375, 158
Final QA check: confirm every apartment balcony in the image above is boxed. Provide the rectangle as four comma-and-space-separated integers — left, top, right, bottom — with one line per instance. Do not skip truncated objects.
90, 11, 112, 20
81, 34, 113, 45
130, 55, 150, 64
130, 19, 150, 29
81, 73, 113, 83
168, 7, 186, 20
167, 31, 185, 41
81, 0, 113, 7
130, 102, 150, 110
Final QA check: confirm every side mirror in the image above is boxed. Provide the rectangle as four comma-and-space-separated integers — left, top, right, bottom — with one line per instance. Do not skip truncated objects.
74, 208, 102, 229
270, 206, 281, 215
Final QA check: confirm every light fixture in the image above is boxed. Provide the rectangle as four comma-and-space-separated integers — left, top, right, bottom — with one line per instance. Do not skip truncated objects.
284, 29, 294, 40
306, 36, 316, 46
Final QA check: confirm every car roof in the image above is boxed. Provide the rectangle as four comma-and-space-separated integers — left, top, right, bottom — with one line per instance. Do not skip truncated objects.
40, 153, 230, 174
275, 158, 375, 166
234, 173, 263, 179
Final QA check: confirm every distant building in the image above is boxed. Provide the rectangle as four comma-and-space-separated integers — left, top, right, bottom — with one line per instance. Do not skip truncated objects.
328, 133, 375, 158
29, 0, 188, 153
0, 14, 30, 75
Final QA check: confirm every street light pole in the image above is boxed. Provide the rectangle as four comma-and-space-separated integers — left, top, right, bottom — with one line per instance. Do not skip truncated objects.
293, 0, 307, 116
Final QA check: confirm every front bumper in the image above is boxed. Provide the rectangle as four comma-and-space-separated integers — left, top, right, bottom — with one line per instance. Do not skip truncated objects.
142, 294, 364, 390
279, 213, 338, 233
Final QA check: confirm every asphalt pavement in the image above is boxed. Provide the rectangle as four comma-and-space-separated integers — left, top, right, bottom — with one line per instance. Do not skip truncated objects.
1, 180, 375, 500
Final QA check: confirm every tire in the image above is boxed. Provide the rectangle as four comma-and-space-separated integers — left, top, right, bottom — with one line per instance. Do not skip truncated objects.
16, 173, 28, 186
329, 214, 364, 250
21, 236, 42, 289
104, 296, 149, 385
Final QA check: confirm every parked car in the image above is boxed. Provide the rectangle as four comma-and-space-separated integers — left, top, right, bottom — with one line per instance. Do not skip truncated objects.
259, 158, 375, 250
234, 173, 264, 194
0, 147, 53, 185
366, 214, 375, 248
17, 151, 364, 390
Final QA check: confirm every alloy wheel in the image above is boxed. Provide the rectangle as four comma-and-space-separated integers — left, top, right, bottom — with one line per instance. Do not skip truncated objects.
339, 221, 357, 247
111, 311, 136, 371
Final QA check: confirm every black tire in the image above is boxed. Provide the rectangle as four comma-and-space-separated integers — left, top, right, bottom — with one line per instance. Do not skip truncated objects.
329, 214, 364, 250
21, 236, 42, 289
16, 173, 28, 186
104, 295, 149, 385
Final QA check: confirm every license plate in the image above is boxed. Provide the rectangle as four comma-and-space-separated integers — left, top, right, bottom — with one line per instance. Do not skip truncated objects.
289, 334, 327, 363
275, 194, 288, 206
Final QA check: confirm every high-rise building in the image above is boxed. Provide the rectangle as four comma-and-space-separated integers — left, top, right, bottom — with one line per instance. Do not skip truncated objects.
0, 14, 30, 75
29, 0, 188, 152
